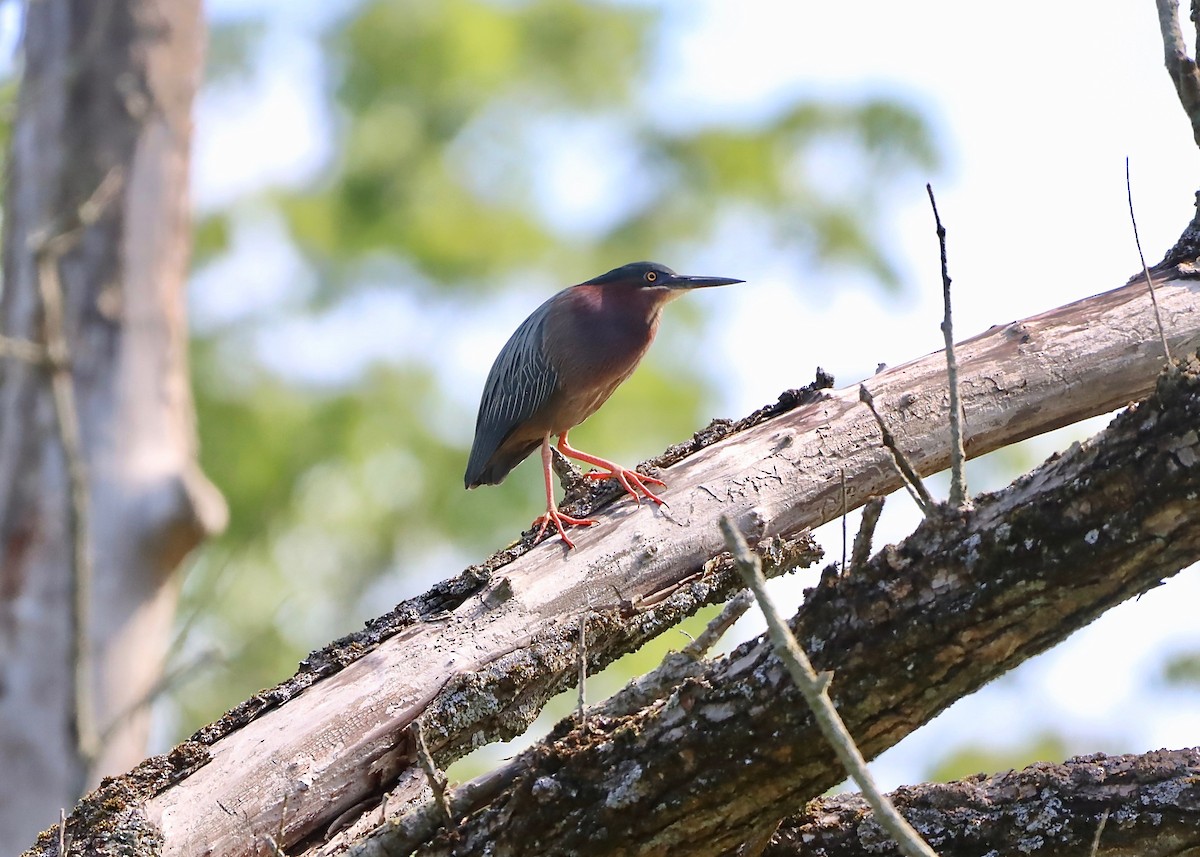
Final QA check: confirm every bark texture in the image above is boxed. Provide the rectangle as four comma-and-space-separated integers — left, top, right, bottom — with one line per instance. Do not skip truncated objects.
767, 748, 1200, 857
0, 0, 223, 851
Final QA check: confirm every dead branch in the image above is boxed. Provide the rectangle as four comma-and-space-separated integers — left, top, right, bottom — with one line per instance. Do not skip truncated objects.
927, 183, 968, 508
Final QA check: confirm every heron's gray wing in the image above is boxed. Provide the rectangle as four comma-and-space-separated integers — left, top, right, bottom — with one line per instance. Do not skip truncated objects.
464, 296, 560, 487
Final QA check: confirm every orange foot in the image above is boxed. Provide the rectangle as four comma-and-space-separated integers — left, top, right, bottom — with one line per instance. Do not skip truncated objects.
533, 508, 598, 549
584, 467, 667, 506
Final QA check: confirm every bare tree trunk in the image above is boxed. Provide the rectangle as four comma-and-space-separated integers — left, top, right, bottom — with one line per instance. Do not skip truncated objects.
0, 0, 224, 850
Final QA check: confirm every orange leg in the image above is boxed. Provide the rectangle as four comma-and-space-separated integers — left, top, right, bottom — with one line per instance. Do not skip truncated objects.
558, 431, 667, 506
532, 434, 597, 549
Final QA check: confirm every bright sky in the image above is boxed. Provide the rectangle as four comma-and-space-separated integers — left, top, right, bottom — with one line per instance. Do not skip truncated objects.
190, 0, 1198, 786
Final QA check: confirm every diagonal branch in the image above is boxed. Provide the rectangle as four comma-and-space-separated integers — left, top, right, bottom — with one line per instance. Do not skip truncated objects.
927, 184, 968, 508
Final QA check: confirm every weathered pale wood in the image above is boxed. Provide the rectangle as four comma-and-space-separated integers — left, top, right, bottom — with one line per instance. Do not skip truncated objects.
0, 1, 223, 850
141, 275, 1200, 856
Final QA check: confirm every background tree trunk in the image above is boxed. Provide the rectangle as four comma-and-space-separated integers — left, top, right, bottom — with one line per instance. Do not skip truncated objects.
0, 1, 224, 850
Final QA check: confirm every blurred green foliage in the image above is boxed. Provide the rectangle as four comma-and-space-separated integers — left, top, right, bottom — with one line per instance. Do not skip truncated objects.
0, 74, 14, 217
925, 731, 1071, 783
1161, 652, 1200, 689
175, 0, 940, 735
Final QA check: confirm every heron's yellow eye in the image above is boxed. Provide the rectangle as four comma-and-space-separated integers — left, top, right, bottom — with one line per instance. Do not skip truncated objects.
645, 271, 657, 283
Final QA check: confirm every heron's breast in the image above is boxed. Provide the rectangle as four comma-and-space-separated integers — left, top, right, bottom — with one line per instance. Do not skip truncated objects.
541, 290, 662, 433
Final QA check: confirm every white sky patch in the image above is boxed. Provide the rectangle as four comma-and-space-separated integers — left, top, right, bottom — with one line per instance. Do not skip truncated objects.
527, 118, 656, 238
190, 213, 315, 330
192, 30, 330, 212
0, 2, 21, 76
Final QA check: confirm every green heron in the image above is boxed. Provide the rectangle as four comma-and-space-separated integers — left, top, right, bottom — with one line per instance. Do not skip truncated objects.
465, 261, 743, 548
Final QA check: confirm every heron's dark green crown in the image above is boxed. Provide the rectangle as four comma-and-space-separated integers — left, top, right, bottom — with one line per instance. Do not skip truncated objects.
580, 261, 743, 291
582, 261, 676, 287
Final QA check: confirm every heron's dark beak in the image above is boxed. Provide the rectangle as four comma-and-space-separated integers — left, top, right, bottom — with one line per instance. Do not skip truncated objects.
664, 273, 744, 290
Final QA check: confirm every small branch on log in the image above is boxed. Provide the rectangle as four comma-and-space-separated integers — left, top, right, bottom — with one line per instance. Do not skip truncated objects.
410, 722, 452, 826
859, 385, 936, 514
840, 468, 848, 570
683, 589, 752, 660
850, 496, 884, 572
577, 612, 588, 726
927, 184, 968, 508
1126, 158, 1174, 364
720, 517, 938, 857
1089, 808, 1110, 857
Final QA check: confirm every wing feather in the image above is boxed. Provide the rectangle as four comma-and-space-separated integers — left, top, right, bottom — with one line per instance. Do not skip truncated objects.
464, 296, 560, 487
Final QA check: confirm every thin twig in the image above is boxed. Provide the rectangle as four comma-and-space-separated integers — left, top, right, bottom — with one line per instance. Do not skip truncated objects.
927, 184, 969, 508
683, 590, 753, 660
1126, 158, 1174, 364
719, 516, 939, 857
58, 808, 67, 856
577, 612, 588, 727
840, 468, 848, 571
1089, 808, 1110, 857
265, 793, 290, 857
859, 385, 935, 515
34, 240, 100, 773
850, 496, 885, 572
410, 721, 453, 825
